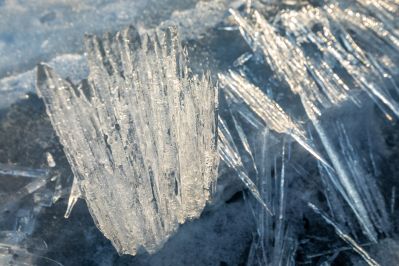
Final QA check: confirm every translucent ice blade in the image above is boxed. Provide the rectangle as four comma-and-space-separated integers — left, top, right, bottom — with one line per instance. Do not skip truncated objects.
391, 187, 396, 215
279, 4, 399, 119
313, 120, 378, 242
242, 126, 295, 265
229, 8, 385, 242
0, 163, 49, 179
272, 142, 289, 265
231, 115, 258, 176
229, 9, 332, 118
335, 122, 390, 234
308, 203, 380, 266
219, 71, 331, 169
218, 117, 273, 216
0, 177, 49, 214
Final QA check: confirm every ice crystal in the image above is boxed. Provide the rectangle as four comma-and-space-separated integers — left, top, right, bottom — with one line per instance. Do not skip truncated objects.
308, 203, 380, 266
219, 70, 330, 168
1, 0, 399, 265
229, 6, 393, 243
36, 26, 219, 255
218, 116, 273, 215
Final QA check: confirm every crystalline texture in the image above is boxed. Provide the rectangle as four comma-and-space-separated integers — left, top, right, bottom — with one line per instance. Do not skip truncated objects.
219, 71, 330, 168
308, 203, 380, 266
230, 8, 391, 243
36, 26, 219, 255
218, 116, 273, 215
217, 86, 297, 265
280, 4, 399, 120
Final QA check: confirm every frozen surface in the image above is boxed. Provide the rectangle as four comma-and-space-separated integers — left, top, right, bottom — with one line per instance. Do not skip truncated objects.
0, 0, 201, 78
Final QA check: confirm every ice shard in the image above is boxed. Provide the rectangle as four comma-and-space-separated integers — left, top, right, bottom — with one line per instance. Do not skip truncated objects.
308, 203, 380, 266
219, 71, 330, 168
229, 7, 392, 243
218, 116, 273, 215
279, 4, 399, 120
217, 94, 297, 265
36, 26, 219, 255
247, 132, 296, 266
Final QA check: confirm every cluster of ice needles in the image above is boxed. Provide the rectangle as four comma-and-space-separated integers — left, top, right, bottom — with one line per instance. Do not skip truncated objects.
1, 0, 399, 265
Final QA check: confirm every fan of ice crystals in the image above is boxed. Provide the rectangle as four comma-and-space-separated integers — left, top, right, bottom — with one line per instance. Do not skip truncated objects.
228, 2, 397, 244
35, 26, 219, 255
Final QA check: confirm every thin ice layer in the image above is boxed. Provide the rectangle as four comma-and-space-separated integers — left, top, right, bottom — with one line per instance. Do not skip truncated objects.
36, 26, 219, 255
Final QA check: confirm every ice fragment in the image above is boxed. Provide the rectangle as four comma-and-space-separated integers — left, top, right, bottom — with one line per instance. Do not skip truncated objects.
230, 8, 392, 242
308, 203, 380, 266
36, 26, 219, 255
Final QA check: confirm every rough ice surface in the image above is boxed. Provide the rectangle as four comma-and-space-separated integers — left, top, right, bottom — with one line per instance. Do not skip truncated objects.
1, 0, 399, 265
36, 26, 219, 255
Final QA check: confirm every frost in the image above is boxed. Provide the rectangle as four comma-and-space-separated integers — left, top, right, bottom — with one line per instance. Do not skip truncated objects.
0, 0, 203, 78
36, 26, 219, 255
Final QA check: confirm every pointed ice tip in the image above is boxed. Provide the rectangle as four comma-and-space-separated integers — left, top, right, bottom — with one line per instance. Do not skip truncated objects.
263, 203, 274, 216
228, 8, 237, 16
36, 63, 57, 88
83, 33, 94, 44
37, 63, 51, 78
305, 145, 333, 171
122, 25, 142, 50
64, 177, 81, 219
143, 33, 155, 53
83, 33, 98, 53
162, 25, 178, 38
292, 135, 333, 171
64, 196, 79, 219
